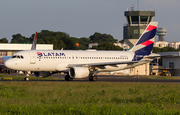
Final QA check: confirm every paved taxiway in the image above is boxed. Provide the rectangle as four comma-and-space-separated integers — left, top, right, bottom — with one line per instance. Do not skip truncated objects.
52, 74, 180, 82
2, 73, 180, 82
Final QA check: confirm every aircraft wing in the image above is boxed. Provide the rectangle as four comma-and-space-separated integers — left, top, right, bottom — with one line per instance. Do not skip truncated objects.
67, 60, 148, 68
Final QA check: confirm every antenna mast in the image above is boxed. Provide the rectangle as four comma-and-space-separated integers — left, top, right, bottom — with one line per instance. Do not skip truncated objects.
137, 0, 139, 11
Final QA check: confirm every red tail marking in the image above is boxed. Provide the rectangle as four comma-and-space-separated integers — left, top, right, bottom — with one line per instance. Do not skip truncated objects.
146, 25, 157, 31
141, 40, 154, 46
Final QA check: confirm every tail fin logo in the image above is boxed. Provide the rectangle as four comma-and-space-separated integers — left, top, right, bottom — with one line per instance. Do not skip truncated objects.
146, 25, 157, 31
140, 40, 154, 46
130, 22, 158, 61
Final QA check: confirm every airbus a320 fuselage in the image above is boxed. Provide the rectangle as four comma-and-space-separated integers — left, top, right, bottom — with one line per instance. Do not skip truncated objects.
5, 22, 158, 81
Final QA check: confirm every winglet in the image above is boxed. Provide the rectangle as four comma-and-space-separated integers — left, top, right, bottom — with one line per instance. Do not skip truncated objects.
31, 32, 38, 50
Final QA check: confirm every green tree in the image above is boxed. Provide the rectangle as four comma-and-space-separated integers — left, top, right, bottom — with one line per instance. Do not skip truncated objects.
0, 38, 8, 43
10, 34, 29, 43
75, 37, 90, 50
161, 47, 177, 52
92, 42, 123, 50
35, 30, 69, 50
90, 32, 118, 43
152, 47, 161, 53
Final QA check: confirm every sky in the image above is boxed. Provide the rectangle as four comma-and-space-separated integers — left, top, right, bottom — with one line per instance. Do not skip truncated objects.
0, 0, 180, 42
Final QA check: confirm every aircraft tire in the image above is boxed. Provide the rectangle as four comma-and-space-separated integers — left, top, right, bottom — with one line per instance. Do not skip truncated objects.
89, 75, 98, 81
65, 75, 73, 81
24, 77, 29, 81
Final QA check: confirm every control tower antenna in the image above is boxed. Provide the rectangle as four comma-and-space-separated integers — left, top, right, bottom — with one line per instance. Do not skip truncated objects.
137, 0, 139, 11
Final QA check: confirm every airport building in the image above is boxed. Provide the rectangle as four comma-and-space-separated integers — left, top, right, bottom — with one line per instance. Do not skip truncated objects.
0, 43, 53, 57
159, 52, 180, 76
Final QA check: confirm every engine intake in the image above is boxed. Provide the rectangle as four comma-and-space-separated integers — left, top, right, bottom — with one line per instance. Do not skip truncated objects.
69, 67, 89, 78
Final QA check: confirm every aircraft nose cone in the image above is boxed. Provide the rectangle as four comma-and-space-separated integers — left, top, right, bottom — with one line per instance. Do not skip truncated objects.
5, 60, 12, 69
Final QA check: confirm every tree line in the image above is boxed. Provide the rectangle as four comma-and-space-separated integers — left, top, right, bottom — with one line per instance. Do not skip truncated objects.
0, 30, 179, 52
0, 30, 122, 50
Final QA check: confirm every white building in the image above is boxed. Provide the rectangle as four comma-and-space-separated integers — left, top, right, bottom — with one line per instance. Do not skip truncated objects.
159, 52, 180, 76
0, 43, 53, 57
168, 42, 180, 49
88, 43, 99, 49
153, 41, 169, 48
114, 42, 130, 50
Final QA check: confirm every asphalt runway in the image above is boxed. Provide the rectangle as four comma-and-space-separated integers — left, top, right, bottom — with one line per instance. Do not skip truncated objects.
52, 74, 180, 82
1, 73, 180, 82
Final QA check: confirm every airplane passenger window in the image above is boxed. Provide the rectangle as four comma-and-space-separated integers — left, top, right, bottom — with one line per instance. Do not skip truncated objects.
21, 56, 24, 59
17, 56, 20, 58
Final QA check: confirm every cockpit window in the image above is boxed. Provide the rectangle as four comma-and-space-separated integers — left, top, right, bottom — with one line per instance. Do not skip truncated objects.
12, 56, 16, 58
11, 55, 24, 59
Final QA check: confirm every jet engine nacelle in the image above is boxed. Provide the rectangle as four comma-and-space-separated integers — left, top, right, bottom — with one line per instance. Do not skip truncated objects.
69, 67, 90, 78
34, 72, 52, 78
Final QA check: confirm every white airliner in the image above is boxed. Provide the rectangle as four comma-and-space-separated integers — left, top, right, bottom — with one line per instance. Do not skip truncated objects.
5, 22, 158, 81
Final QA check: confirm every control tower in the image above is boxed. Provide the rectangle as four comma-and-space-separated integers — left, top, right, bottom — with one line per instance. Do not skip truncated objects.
123, 10, 155, 48
156, 28, 167, 41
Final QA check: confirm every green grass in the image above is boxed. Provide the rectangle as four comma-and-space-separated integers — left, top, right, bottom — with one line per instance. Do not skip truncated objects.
0, 82, 180, 114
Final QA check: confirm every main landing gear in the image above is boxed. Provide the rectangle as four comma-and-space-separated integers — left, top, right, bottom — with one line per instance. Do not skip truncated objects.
89, 74, 98, 81
65, 74, 73, 81
64, 74, 98, 81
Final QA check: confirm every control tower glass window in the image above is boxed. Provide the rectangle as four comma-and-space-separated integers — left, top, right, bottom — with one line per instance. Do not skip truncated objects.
140, 16, 148, 23
126, 16, 130, 24
131, 16, 139, 24
149, 16, 153, 23
140, 29, 144, 34
134, 29, 138, 34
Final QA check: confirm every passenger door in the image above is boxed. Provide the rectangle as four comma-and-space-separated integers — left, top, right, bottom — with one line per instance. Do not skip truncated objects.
29, 52, 36, 64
